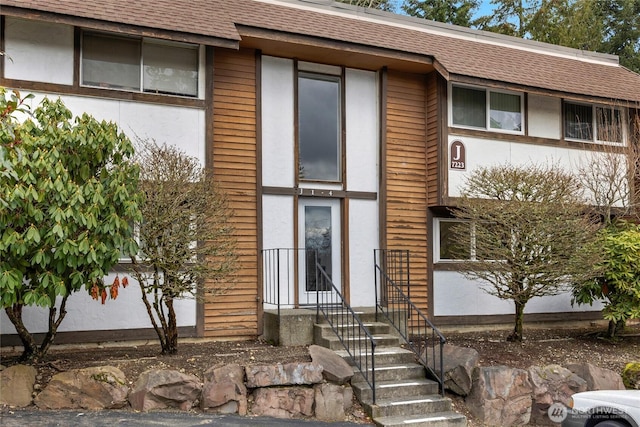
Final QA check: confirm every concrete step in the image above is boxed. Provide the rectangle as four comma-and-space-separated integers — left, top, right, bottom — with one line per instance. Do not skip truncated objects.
366, 394, 453, 419
352, 363, 426, 383
373, 411, 467, 427
314, 321, 392, 336
316, 333, 401, 350
335, 346, 417, 366
352, 378, 440, 403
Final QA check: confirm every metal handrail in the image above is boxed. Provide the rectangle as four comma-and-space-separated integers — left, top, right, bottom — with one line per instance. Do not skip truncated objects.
374, 249, 446, 396
314, 252, 378, 403
261, 248, 378, 403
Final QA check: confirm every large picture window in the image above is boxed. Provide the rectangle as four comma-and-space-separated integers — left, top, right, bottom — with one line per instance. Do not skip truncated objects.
298, 73, 341, 182
451, 85, 523, 133
82, 32, 199, 97
564, 101, 623, 143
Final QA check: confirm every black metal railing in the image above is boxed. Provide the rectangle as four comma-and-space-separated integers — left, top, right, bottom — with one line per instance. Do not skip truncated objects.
314, 251, 378, 404
374, 249, 446, 396
261, 248, 378, 402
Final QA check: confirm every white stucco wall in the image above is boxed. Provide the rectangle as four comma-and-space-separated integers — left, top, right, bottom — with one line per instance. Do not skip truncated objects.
345, 68, 379, 192
433, 271, 604, 316
261, 56, 295, 187
447, 135, 628, 207
348, 199, 379, 307
0, 274, 196, 334
22, 92, 205, 164
528, 94, 561, 139
4, 17, 74, 85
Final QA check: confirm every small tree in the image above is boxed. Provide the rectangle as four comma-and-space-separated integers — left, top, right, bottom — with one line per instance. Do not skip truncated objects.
0, 91, 140, 361
573, 221, 640, 338
130, 140, 236, 354
450, 164, 602, 342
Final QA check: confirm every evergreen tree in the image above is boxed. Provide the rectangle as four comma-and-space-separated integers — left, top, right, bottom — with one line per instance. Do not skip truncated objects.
402, 0, 479, 26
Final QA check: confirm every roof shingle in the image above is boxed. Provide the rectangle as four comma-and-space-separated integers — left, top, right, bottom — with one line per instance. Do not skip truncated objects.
2, 0, 639, 102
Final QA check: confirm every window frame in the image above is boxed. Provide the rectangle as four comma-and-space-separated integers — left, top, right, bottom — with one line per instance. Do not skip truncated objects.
80, 30, 201, 98
563, 100, 625, 144
297, 70, 343, 184
434, 218, 475, 263
449, 83, 525, 135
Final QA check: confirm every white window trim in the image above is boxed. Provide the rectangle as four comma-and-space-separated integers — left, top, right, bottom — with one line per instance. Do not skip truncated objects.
80, 30, 203, 99
434, 218, 475, 263
448, 83, 525, 135
563, 100, 627, 145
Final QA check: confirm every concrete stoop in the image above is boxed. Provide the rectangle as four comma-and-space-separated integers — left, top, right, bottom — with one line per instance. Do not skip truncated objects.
315, 320, 467, 427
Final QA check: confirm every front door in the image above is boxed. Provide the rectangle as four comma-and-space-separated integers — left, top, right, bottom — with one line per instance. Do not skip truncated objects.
298, 198, 341, 305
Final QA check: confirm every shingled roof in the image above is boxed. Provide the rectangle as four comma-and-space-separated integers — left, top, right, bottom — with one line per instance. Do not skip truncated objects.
2, 0, 640, 103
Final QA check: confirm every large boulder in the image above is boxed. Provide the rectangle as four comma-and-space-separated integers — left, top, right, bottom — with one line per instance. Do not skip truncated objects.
432, 344, 479, 396
250, 387, 314, 418
0, 365, 37, 408
34, 366, 128, 410
309, 345, 353, 384
565, 363, 625, 391
622, 362, 640, 390
466, 365, 533, 427
313, 383, 353, 421
129, 369, 202, 411
201, 364, 247, 415
529, 364, 587, 426
245, 362, 323, 388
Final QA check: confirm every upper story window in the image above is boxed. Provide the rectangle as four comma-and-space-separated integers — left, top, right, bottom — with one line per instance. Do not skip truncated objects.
564, 101, 623, 143
451, 85, 523, 133
298, 72, 342, 182
82, 32, 199, 97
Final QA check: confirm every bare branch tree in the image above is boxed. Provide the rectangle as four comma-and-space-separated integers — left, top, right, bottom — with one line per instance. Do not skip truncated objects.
130, 139, 237, 354
450, 164, 602, 342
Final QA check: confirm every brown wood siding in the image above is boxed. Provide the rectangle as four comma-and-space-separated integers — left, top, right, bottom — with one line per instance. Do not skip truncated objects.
206, 48, 259, 338
425, 72, 440, 207
384, 70, 429, 312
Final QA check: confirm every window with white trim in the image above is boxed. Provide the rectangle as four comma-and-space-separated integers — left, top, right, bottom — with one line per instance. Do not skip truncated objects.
82, 32, 199, 97
451, 84, 523, 133
435, 218, 473, 262
564, 101, 623, 143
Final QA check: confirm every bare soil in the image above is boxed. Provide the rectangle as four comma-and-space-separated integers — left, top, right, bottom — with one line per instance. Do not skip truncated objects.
1, 323, 639, 426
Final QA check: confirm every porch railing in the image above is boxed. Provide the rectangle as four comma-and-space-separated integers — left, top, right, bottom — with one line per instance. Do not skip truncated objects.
261, 248, 378, 403
374, 249, 446, 396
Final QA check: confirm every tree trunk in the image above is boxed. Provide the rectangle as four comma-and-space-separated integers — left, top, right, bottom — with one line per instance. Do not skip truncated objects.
38, 294, 69, 358
607, 319, 625, 339
162, 296, 179, 355
507, 300, 525, 342
5, 304, 40, 362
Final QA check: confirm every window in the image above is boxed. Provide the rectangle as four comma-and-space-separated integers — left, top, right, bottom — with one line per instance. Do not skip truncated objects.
435, 218, 506, 262
298, 73, 341, 182
564, 101, 623, 143
451, 85, 523, 133
82, 32, 199, 97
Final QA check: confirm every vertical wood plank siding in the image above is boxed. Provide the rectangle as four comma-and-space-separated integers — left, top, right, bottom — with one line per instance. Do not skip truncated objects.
384, 71, 429, 311
206, 48, 259, 338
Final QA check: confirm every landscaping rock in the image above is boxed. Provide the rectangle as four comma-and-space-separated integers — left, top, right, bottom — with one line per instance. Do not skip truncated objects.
622, 362, 640, 390
466, 365, 533, 427
529, 364, 587, 425
34, 366, 128, 410
201, 364, 247, 415
245, 362, 323, 388
565, 362, 625, 391
313, 383, 353, 421
432, 344, 479, 396
309, 345, 353, 384
0, 364, 37, 407
250, 387, 314, 418
129, 369, 202, 411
